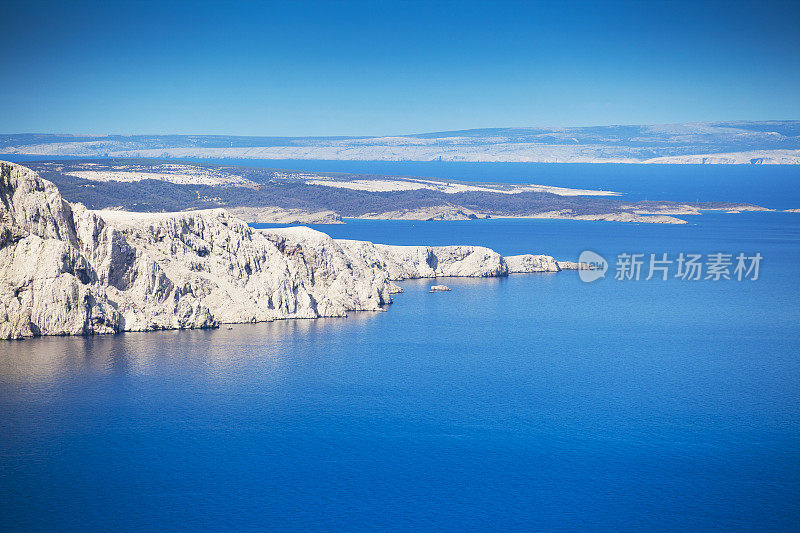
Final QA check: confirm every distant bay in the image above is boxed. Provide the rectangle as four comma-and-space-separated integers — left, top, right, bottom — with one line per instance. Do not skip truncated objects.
181, 159, 800, 208
3, 154, 798, 209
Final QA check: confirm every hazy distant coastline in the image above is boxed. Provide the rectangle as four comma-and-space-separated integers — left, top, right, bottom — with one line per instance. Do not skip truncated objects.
3, 120, 800, 164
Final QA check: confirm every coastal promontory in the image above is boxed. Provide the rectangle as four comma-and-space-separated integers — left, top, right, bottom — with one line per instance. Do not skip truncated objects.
0, 161, 578, 339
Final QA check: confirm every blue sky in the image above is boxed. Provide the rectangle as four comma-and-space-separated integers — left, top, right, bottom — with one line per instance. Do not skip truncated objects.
2, 0, 799, 136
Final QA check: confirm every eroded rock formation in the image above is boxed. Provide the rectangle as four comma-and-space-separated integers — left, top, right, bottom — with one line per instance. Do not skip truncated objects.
1, 161, 576, 339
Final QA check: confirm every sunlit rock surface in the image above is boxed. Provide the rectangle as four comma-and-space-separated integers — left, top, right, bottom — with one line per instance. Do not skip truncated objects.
1, 161, 571, 339
335, 239, 508, 279
428, 285, 452, 292
1, 162, 390, 339
505, 254, 561, 273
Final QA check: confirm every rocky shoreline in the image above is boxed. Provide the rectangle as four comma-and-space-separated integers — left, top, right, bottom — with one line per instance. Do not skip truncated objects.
0, 161, 582, 340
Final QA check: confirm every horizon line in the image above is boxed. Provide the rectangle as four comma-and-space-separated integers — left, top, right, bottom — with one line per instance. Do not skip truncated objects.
3, 119, 799, 140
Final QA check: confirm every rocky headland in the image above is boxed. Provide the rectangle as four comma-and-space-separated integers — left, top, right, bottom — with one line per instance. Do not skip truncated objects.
0, 161, 581, 340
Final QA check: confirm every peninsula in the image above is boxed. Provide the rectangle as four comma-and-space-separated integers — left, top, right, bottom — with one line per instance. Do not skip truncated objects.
19, 159, 769, 225
0, 161, 581, 340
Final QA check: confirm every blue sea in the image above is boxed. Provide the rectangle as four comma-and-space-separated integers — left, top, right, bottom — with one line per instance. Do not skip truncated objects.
5, 154, 800, 207
1, 163, 800, 531
189, 159, 800, 208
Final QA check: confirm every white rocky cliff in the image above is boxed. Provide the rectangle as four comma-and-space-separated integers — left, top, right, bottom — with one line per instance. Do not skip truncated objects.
0, 161, 579, 339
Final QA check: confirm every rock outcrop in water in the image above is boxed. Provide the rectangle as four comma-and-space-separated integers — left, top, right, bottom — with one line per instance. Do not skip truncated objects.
1, 161, 577, 339
429, 285, 451, 292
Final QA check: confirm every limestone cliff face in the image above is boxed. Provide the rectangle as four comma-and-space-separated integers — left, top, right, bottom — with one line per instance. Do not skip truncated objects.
0, 162, 122, 338
505, 254, 561, 273
228, 206, 343, 224
1, 161, 573, 340
334, 239, 508, 280
0, 162, 392, 339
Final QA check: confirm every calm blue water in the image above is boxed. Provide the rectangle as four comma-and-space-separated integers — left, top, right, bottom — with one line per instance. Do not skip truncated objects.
2, 211, 799, 531
182, 159, 800, 208
4, 154, 800, 207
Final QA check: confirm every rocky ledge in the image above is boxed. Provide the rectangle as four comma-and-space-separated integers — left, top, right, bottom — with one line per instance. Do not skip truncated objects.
1, 161, 579, 340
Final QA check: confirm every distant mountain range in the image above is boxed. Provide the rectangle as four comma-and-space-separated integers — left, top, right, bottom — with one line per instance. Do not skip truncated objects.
2, 121, 800, 164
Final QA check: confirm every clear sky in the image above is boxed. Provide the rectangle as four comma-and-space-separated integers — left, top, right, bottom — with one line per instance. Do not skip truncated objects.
2, 0, 799, 136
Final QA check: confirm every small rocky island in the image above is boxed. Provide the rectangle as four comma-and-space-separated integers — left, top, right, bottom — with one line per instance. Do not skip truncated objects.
429, 285, 452, 292
0, 161, 583, 340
